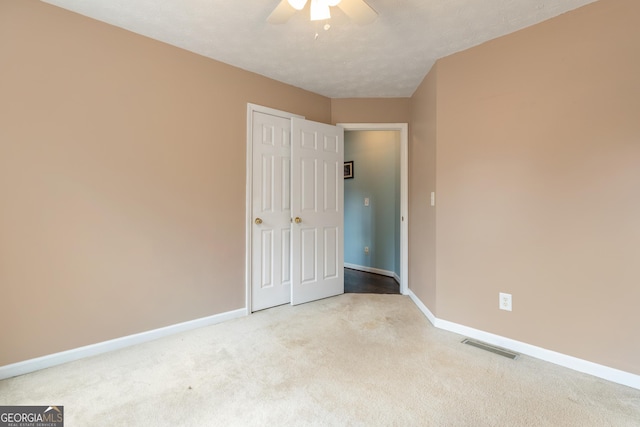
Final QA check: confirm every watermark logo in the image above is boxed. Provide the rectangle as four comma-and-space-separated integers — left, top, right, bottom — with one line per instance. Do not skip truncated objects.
0, 406, 64, 427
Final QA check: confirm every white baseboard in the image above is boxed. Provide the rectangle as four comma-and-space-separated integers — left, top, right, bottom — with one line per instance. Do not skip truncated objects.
407, 289, 640, 391
0, 307, 247, 381
345, 263, 400, 284
407, 289, 437, 325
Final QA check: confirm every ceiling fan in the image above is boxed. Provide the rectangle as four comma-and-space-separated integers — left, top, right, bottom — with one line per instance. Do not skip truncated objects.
267, 0, 378, 25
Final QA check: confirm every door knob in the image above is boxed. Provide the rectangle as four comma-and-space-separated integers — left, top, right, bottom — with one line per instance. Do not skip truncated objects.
294, 217, 302, 224
255, 218, 263, 225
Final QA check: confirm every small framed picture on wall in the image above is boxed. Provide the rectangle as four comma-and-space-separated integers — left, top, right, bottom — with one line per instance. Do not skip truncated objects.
344, 161, 354, 179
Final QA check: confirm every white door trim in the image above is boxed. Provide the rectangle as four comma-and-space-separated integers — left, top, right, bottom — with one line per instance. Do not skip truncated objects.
246, 104, 304, 312
338, 123, 409, 295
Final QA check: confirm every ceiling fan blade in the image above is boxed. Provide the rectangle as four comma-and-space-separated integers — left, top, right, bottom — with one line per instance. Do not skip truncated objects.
337, 0, 377, 25
267, 0, 297, 24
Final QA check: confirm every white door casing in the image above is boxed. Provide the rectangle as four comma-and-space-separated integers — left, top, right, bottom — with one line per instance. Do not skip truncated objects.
251, 111, 293, 311
290, 117, 345, 305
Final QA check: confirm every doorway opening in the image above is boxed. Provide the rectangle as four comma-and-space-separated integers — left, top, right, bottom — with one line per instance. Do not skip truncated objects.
343, 129, 401, 294
339, 123, 409, 296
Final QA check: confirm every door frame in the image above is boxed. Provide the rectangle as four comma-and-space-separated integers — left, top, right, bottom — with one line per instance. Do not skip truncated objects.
338, 123, 409, 295
245, 103, 304, 312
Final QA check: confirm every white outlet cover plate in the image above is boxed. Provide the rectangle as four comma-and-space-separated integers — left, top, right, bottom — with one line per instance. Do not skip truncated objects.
499, 292, 512, 311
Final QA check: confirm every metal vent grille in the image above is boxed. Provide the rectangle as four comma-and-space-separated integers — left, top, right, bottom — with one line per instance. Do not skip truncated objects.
461, 339, 519, 360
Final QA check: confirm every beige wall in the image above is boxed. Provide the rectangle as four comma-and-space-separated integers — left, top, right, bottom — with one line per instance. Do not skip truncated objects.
408, 65, 438, 312
331, 98, 410, 124
0, 0, 330, 366
411, 0, 640, 374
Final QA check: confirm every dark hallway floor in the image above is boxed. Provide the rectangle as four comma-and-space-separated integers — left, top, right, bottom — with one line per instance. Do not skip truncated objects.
344, 268, 400, 294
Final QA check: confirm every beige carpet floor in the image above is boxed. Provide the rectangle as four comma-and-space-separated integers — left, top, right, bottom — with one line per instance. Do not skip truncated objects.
1, 294, 639, 426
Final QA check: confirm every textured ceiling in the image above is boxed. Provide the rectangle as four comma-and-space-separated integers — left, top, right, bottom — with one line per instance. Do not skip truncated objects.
41, 0, 597, 98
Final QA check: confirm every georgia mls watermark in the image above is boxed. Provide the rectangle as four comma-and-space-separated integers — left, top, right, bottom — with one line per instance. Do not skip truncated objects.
0, 406, 63, 427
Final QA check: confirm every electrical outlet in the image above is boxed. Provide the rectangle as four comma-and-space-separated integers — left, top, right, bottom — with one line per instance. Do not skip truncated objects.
499, 293, 512, 311
364, 246, 369, 255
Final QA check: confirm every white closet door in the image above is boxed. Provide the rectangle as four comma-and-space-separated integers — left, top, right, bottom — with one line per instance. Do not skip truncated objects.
251, 112, 292, 311
290, 117, 344, 305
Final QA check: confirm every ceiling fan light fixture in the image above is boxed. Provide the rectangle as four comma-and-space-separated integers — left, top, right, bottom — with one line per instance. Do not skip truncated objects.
287, 0, 307, 11
310, 0, 331, 21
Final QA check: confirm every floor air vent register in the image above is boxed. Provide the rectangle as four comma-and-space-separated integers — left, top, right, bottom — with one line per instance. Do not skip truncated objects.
461, 339, 519, 360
